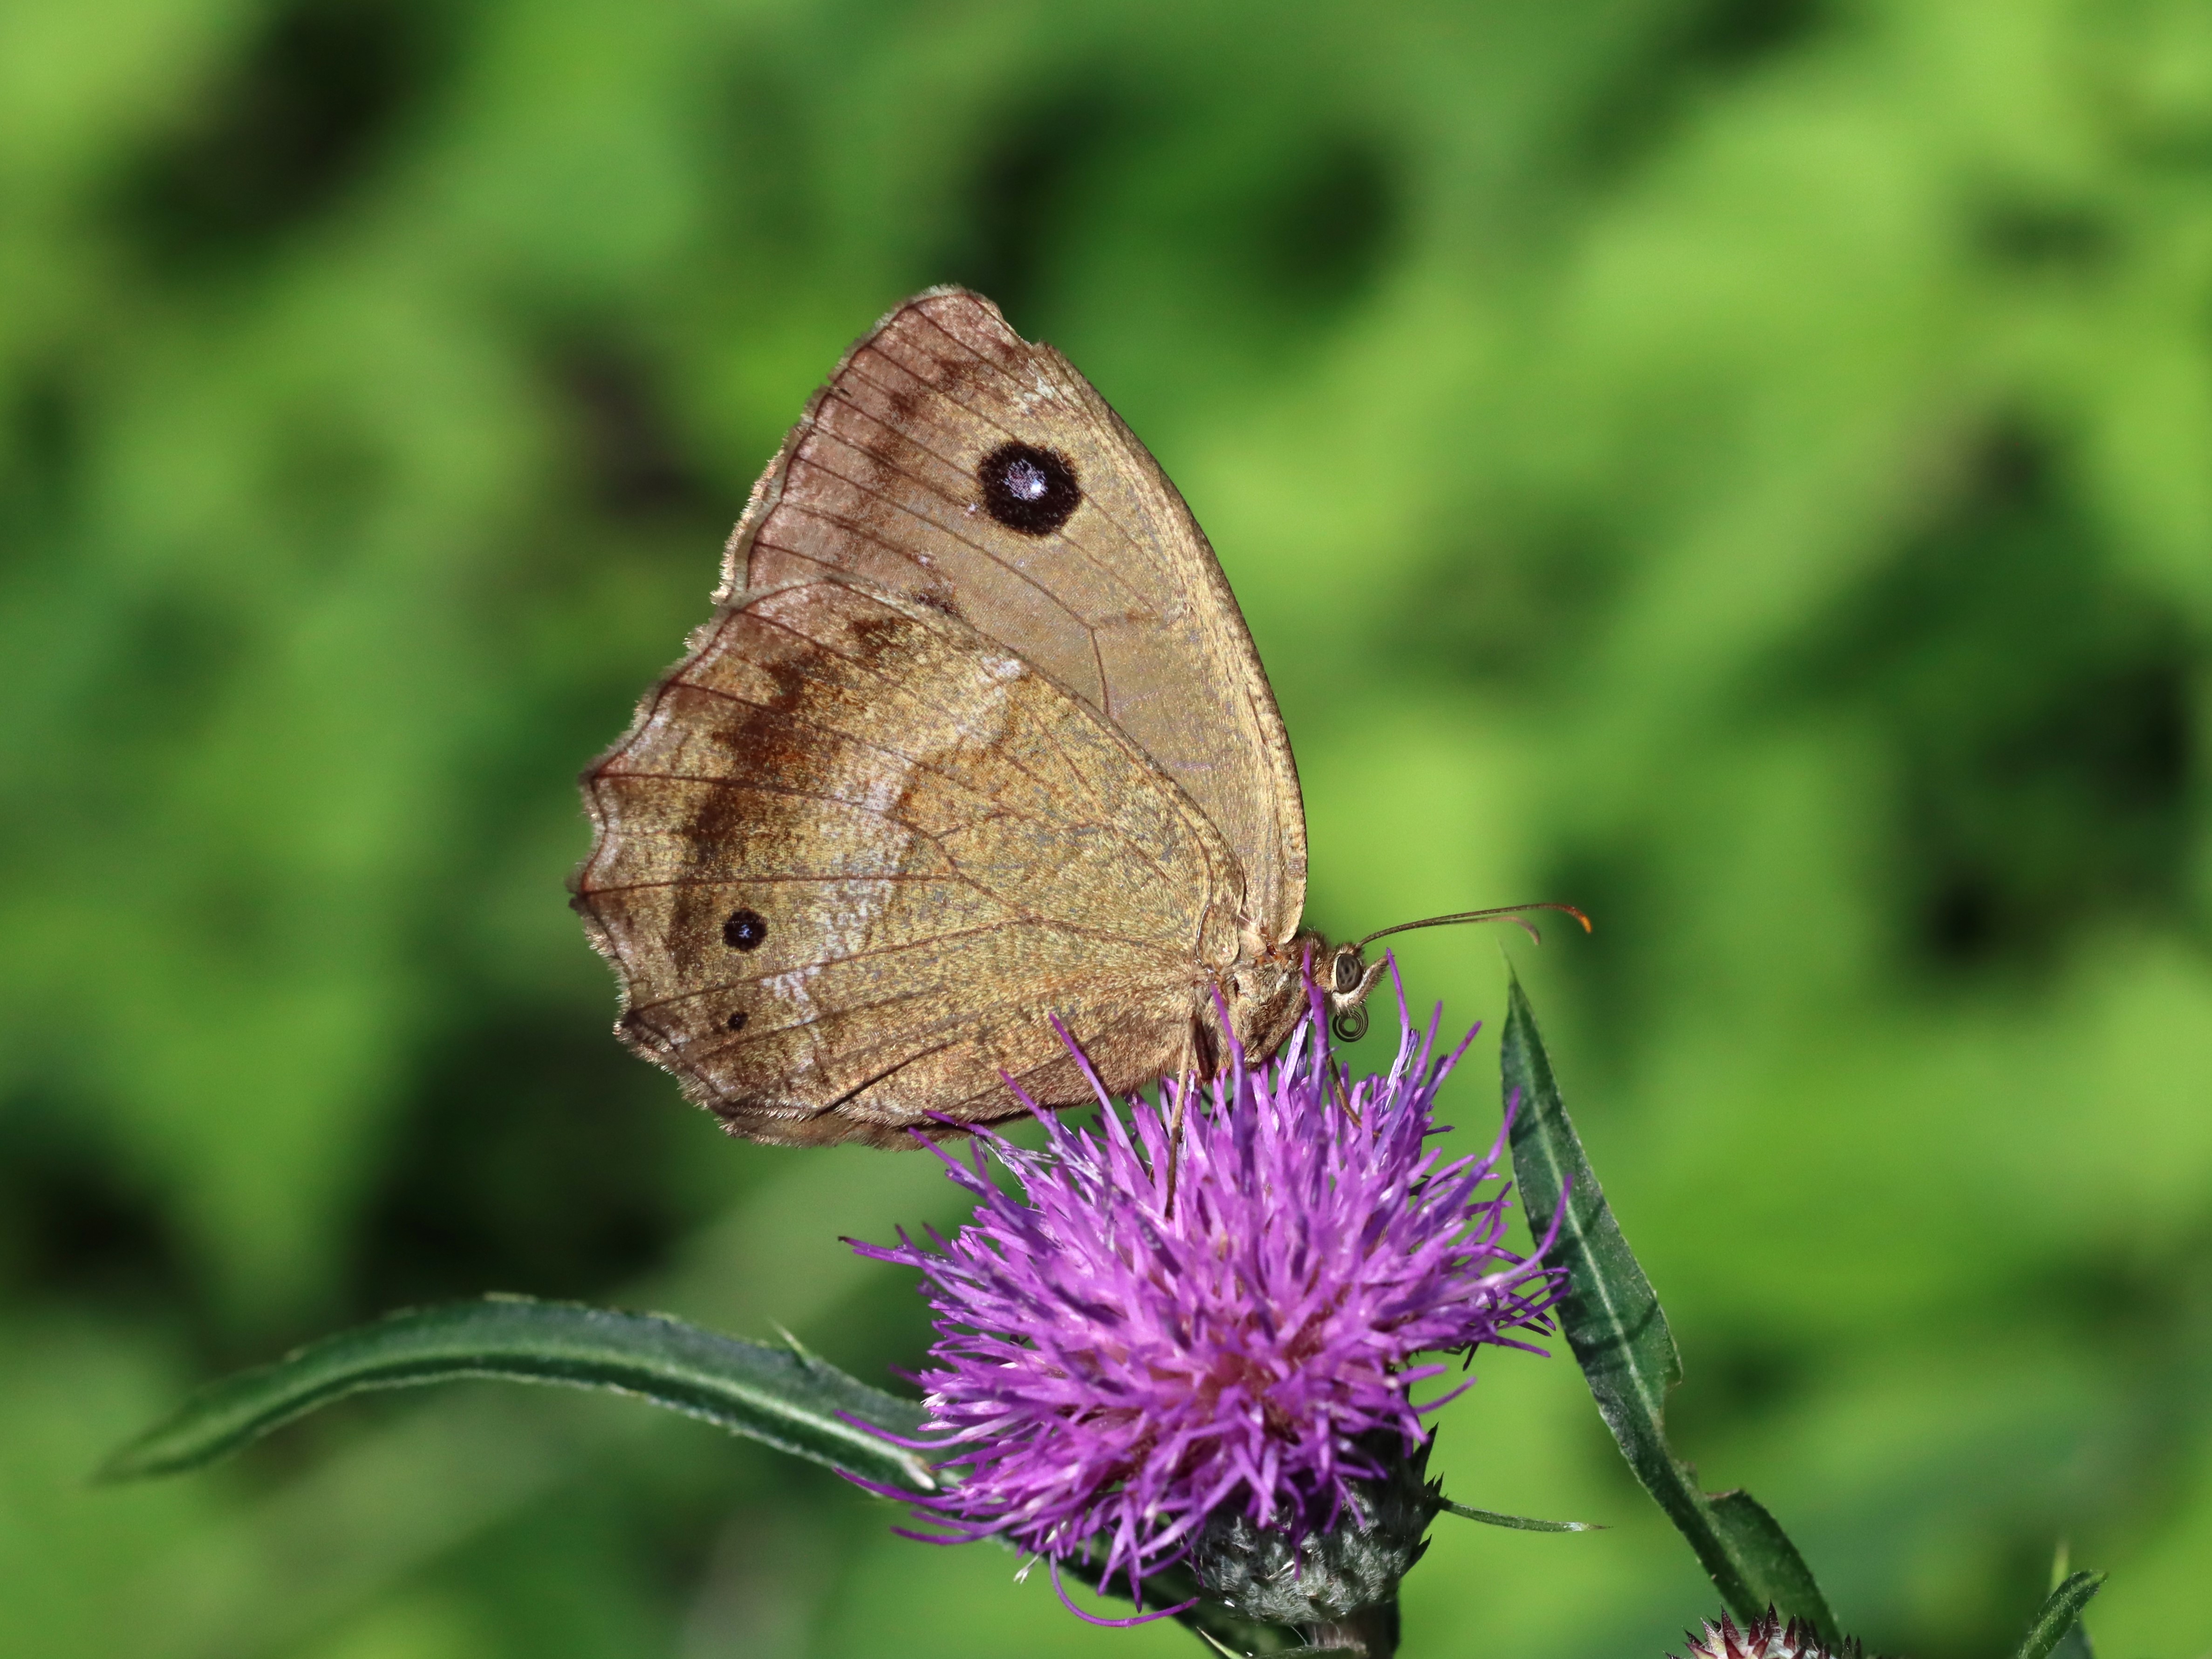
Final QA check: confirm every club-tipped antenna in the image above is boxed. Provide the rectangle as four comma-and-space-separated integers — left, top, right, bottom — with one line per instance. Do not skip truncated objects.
1355, 901, 1592, 952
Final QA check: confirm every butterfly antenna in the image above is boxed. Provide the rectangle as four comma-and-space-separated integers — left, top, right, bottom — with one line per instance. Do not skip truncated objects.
1356, 902, 1591, 951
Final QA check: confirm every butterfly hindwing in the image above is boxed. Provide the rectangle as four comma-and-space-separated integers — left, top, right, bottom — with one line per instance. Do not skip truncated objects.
573, 579, 1243, 1145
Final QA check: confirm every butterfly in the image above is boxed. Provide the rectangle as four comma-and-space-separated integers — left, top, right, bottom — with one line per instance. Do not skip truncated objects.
572, 289, 1570, 1147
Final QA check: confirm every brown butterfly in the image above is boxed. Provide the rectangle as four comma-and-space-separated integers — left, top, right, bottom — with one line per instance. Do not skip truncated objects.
573, 289, 1567, 1147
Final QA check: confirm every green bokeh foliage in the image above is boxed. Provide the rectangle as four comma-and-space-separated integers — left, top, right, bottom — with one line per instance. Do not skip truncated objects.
3, 0, 2210, 1655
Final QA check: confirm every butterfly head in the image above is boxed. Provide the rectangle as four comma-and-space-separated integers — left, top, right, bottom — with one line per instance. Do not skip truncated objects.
1324, 942, 1388, 1044
1234, 933, 1386, 1055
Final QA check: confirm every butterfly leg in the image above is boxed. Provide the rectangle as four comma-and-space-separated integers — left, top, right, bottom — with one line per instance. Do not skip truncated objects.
1329, 1066, 1363, 1129
1161, 1014, 1219, 1215
1163, 1074, 1189, 1215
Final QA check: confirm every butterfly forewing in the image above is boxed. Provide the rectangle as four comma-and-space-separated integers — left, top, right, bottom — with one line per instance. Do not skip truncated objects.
573, 580, 1243, 1145
730, 288, 1307, 943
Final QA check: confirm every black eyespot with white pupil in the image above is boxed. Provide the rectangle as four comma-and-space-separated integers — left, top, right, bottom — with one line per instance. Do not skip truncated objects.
978, 441, 1079, 536
723, 908, 767, 951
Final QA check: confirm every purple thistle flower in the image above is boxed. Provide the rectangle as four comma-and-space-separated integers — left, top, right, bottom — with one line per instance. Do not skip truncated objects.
851, 969, 1564, 1619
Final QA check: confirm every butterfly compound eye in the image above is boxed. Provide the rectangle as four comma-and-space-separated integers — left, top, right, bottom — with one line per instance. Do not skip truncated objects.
1327, 946, 1371, 1043
977, 441, 1080, 536
722, 908, 767, 951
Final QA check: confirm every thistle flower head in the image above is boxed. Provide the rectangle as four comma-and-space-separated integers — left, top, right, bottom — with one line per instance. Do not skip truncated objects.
853, 971, 1563, 1611
1674, 1612, 1866, 1659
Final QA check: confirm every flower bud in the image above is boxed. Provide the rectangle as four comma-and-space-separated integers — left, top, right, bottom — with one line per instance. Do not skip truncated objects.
1674, 1611, 1866, 1659
1190, 1434, 1437, 1628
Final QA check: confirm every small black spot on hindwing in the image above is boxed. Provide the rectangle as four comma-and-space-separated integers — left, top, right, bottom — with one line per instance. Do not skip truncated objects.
722, 908, 767, 951
724, 1010, 748, 1033
978, 440, 1079, 536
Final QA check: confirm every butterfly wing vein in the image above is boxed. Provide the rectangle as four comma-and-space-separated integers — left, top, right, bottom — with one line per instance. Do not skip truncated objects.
576, 289, 1313, 1145
574, 580, 1243, 1145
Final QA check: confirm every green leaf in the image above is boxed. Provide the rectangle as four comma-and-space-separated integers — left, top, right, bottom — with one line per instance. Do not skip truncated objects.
2048, 1613, 2096, 1659
1435, 1499, 1599, 1532
1501, 973, 1838, 1641
1707, 1490, 1834, 1630
2013, 1571, 2105, 1659
98, 1295, 933, 1494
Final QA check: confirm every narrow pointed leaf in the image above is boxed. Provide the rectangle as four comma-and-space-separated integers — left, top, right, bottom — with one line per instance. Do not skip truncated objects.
2048, 1598, 2096, 1659
99, 1295, 932, 1493
1502, 973, 1837, 1641
2013, 1572, 2105, 1659
1708, 1490, 1834, 1625
1436, 1499, 1599, 1532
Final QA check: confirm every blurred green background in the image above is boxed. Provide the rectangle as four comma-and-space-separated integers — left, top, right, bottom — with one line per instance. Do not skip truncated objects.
5, 0, 2211, 1655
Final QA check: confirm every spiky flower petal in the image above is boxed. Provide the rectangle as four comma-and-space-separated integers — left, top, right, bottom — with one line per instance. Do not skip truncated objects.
853, 976, 1563, 1605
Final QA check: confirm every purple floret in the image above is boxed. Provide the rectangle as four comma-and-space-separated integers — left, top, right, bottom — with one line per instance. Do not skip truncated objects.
850, 969, 1563, 1602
